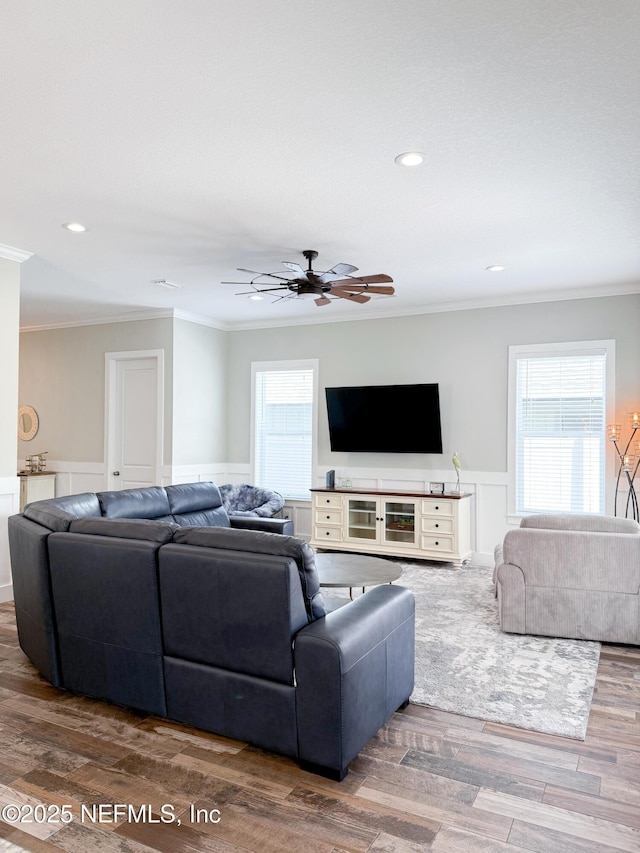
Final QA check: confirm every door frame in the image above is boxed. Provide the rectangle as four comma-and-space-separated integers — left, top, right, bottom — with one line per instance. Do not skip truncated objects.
104, 349, 165, 491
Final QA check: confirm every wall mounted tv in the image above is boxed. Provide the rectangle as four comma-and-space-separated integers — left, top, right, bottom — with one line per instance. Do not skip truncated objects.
325, 383, 443, 453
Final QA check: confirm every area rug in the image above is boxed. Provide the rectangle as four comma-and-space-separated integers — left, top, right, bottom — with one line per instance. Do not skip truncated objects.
401, 562, 601, 739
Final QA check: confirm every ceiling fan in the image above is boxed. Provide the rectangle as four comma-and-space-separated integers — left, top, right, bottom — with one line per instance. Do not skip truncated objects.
222, 249, 395, 307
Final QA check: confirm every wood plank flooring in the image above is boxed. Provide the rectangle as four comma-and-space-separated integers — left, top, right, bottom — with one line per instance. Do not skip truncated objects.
0, 600, 639, 852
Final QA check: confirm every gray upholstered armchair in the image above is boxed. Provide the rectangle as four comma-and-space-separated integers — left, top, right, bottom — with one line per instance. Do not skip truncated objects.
219, 483, 285, 518
494, 513, 640, 644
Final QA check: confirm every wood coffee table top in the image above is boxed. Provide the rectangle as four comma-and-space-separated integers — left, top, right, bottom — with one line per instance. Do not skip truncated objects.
315, 552, 402, 592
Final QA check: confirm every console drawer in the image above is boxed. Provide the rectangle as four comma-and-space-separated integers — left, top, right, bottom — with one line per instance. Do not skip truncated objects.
315, 509, 342, 526
421, 534, 454, 553
422, 499, 454, 516
315, 494, 343, 510
314, 526, 343, 543
421, 517, 454, 534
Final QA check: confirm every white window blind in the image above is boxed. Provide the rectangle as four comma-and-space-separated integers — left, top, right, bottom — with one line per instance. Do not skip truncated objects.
514, 348, 607, 514
253, 363, 316, 500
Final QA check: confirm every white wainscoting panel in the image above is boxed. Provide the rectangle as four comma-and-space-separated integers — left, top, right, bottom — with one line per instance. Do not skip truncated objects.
0, 476, 20, 602
163, 464, 228, 486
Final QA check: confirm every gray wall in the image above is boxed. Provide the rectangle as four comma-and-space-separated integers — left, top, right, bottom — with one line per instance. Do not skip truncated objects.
19, 319, 175, 464
172, 318, 227, 465
226, 294, 640, 473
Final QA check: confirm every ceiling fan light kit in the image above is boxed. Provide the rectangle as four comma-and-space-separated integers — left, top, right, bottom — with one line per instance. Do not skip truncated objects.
223, 249, 395, 308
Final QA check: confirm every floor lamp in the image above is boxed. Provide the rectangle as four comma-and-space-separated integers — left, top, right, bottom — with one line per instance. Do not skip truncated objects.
607, 412, 640, 522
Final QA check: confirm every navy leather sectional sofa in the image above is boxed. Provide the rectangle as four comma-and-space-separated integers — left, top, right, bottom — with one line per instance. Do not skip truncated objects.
8, 481, 415, 780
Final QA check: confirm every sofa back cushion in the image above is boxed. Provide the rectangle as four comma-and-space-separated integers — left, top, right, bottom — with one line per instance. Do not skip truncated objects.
47, 531, 167, 716
97, 486, 172, 520
165, 482, 230, 527
172, 526, 325, 620
23, 492, 101, 532
159, 543, 309, 685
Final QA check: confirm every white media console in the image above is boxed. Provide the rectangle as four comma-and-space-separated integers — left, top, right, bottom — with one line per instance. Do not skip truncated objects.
310, 487, 472, 567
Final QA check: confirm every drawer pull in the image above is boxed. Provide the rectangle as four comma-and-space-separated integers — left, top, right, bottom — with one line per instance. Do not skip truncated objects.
435, 541, 439, 545
326, 531, 331, 536
435, 523, 439, 528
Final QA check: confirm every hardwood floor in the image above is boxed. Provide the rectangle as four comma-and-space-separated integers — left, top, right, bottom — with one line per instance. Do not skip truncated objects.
0, 600, 639, 853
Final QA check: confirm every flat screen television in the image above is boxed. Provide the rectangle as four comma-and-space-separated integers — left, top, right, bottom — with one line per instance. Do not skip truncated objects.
325, 383, 443, 453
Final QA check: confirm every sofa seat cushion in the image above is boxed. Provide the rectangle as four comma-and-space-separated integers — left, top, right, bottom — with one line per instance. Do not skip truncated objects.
172, 526, 326, 619
97, 486, 171, 519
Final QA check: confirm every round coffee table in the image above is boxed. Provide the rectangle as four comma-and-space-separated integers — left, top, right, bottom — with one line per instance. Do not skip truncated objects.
315, 552, 402, 599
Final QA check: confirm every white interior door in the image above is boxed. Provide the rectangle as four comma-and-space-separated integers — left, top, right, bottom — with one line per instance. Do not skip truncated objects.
105, 351, 164, 491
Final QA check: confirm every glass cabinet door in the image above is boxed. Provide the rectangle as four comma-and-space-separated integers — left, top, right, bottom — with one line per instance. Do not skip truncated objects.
346, 498, 377, 541
383, 500, 417, 546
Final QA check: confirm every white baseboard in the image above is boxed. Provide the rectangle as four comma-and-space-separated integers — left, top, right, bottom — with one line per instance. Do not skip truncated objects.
0, 582, 13, 604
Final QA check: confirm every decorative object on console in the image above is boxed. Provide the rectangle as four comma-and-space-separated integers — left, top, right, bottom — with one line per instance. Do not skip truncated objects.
607, 413, 639, 521
24, 451, 48, 473
18, 405, 39, 441
223, 249, 395, 307
429, 482, 445, 494
451, 451, 462, 493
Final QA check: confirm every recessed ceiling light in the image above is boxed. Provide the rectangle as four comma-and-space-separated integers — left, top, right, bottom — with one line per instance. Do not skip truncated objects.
153, 279, 182, 290
394, 151, 425, 167
62, 222, 87, 232
249, 293, 264, 301
486, 265, 506, 272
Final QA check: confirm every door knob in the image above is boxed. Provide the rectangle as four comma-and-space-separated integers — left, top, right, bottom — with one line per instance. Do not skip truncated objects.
113, 471, 120, 476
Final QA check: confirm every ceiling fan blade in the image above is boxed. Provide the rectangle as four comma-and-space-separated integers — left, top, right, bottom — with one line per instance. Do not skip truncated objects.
281, 261, 310, 280
237, 268, 292, 282
331, 284, 395, 296
333, 291, 370, 304
317, 263, 360, 284
327, 263, 359, 277
329, 274, 393, 287
314, 295, 332, 306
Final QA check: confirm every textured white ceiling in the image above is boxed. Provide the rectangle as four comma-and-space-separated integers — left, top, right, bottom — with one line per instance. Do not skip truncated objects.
2, 0, 639, 330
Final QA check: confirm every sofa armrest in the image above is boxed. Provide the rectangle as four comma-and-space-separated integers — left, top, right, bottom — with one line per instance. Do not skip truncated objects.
229, 515, 294, 536
502, 527, 640, 593
294, 584, 414, 780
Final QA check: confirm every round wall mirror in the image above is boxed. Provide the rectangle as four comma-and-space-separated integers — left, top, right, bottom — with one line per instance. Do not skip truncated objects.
18, 405, 39, 441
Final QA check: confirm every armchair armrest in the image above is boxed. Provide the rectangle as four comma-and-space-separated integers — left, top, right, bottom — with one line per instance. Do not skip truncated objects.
229, 515, 293, 535
294, 584, 414, 780
502, 527, 640, 593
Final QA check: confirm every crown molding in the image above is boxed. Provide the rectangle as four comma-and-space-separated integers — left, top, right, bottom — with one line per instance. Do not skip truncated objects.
20, 307, 230, 334
0, 243, 33, 263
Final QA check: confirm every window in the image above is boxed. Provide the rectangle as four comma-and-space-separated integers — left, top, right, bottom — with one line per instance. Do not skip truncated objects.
252, 360, 318, 500
508, 341, 615, 516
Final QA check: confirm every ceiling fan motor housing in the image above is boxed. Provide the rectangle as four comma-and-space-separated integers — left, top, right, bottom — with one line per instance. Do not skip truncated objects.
293, 282, 324, 299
